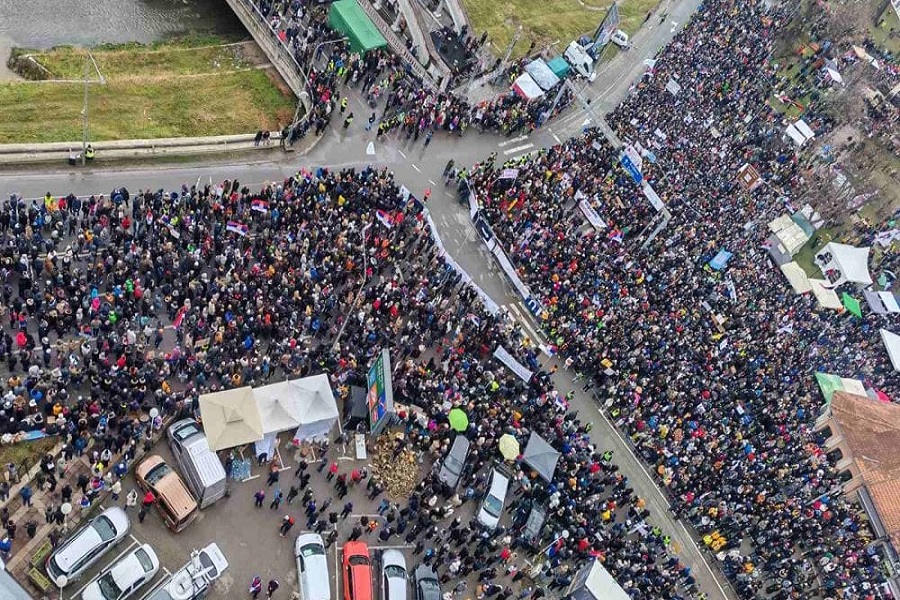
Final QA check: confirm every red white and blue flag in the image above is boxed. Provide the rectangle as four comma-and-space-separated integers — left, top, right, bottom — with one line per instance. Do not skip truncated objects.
227, 220, 249, 237
251, 199, 269, 213
375, 209, 394, 229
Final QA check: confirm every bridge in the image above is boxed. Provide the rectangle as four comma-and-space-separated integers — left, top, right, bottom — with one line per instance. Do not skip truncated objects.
222, 0, 443, 115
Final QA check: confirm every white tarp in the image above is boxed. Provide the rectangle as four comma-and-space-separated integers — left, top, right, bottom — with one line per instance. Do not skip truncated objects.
880, 329, 900, 372
795, 119, 815, 140
513, 73, 545, 101
840, 377, 869, 396
785, 124, 808, 146
864, 290, 900, 314
825, 67, 843, 84
815, 242, 873, 286
253, 432, 277, 461
809, 278, 842, 310
768, 215, 809, 256
780, 261, 812, 294
524, 59, 561, 91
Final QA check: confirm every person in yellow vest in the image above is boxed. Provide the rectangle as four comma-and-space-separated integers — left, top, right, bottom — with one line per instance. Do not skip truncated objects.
85, 144, 95, 161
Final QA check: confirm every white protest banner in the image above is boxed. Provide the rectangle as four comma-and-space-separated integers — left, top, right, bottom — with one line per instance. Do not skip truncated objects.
579, 199, 607, 230
642, 183, 664, 211
493, 345, 534, 382
665, 78, 682, 96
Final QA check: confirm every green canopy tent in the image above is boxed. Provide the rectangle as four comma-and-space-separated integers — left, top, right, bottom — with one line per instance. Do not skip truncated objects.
547, 56, 570, 79
328, 0, 387, 55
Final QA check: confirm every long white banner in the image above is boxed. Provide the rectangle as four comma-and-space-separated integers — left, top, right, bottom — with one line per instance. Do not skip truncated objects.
493, 345, 534, 382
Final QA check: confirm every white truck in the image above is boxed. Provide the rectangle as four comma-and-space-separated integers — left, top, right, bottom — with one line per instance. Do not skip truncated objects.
140, 543, 228, 600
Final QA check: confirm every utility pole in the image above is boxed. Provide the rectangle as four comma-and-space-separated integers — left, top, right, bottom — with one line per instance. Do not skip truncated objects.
291, 36, 349, 129
492, 25, 522, 85
82, 53, 90, 166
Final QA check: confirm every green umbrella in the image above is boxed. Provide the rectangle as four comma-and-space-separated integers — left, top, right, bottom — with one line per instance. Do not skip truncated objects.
448, 408, 469, 432
841, 292, 862, 318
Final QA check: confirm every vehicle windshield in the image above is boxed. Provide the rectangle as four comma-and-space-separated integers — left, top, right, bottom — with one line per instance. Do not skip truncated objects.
301, 544, 324, 558
483, 494, 503, 517
93, 515, 117, 541
444, 454, 462, 473
349, 555, 369, 566
97, 572, 123, 600
173, 424, 200, 441
384, 565, 406, 578
136, 548, 155, 572
199, 552, 219, 578
145, 462, 172, 486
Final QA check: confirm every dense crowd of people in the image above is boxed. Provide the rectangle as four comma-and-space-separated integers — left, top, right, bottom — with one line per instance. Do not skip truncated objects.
0, 161, 701, 599
252, 0, 573, 146
470, 0, 899, 597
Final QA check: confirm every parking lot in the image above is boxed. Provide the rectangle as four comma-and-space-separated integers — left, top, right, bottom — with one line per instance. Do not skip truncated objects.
53, 431, 490, 600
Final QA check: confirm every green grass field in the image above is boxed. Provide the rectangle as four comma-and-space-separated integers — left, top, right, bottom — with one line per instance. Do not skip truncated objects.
462, 0, 661, 58
0, 35, 296, 144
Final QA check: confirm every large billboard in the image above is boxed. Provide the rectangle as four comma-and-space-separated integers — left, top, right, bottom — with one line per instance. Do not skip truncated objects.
366, 348, 394, 434
592, 2, 620, 47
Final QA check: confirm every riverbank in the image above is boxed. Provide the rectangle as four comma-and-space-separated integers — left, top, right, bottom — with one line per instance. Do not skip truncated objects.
0, 35, 296, 144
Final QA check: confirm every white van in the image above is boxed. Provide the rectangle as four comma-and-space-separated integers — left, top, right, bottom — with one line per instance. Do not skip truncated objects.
564, 42, 596, 81
142, 543, 228, 600
295, 534, 330, 600
477, 469, 510, 529
167, 419, 227, 509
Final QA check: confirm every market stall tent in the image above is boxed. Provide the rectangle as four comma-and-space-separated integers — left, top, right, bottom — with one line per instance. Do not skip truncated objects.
522, 432, 560, 482
328, 0, 387, 54
815, 242, 873, 287
780, 261, 812, 294
880, 329, 900, 372
809, 278, 842, 310
524, 59, 561, 91
199, 387, 264, 451
255, 375, 340, 441
512, 73, 545, 101
864, 290, 900, 314
547, 56, 570, 79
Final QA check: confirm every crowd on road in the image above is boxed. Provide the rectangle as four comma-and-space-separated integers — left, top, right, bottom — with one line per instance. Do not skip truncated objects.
0, 162, 702, 599
470, 0, 897, 598
253, 0, 573, 146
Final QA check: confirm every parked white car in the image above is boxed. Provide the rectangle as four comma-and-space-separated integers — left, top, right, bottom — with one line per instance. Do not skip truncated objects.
81, 544, 160, 600
45, 506, 131, 586
381, 550, 408, 600
477, 468, 510, 529
295, 534, 331, 600
610, 29, 630, 49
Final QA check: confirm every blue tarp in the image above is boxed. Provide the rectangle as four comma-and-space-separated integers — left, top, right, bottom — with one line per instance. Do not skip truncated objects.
709, 250, 733, 270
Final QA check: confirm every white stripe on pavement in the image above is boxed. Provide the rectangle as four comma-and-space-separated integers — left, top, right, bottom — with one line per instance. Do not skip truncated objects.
502, 143, 534, 156
497, 135, 528, 148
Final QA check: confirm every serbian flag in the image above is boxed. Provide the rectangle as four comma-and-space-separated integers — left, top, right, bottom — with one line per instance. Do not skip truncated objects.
226, 221, 249, 237
251, 199, 269, 213
375, 210, 394, 229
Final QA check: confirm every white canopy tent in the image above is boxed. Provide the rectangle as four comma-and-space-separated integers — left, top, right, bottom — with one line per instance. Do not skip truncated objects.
199, 387, 265, 451
880, 329, 900, 372
809, 278, 842, 310
522, 432, 560, 482
864, 290, 900, 314
512, 73, 545, 101
815, 242, 873, 286
780, 261, 812, 294
255, 374, 340, 442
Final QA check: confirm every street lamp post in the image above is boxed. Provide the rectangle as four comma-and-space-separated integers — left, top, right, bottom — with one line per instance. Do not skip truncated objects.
331, 222, 372, 353
81, 54, 90, 166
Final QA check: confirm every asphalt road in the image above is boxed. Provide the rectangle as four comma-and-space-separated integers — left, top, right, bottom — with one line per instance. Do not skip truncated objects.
1, 0, 733, 597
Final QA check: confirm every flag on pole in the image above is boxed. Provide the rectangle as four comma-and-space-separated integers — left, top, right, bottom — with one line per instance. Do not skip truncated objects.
227, 221, 249, 237
251, 199, 270, 213
173, 306, 187, 329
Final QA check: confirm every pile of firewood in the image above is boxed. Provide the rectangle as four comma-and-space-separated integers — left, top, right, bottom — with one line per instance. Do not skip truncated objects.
371, 432, 419, 499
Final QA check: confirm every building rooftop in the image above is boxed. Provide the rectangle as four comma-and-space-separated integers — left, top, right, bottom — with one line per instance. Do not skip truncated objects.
831, 391, 900, 548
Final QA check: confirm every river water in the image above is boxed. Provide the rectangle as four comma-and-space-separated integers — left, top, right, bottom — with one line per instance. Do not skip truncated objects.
0, 0, 245, 49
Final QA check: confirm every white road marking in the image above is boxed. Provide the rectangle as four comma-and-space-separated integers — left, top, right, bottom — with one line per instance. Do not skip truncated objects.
497, 135, 528, 148
502, 143, 534, 156
428, 179, 436, 186
506, 302, 546, 344
411, 164, 421, 172
552, 133, 562, 144
398, 149, 407, 158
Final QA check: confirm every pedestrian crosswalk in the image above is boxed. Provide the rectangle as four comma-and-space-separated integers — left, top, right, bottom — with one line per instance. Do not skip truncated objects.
503, 301, 548, 346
